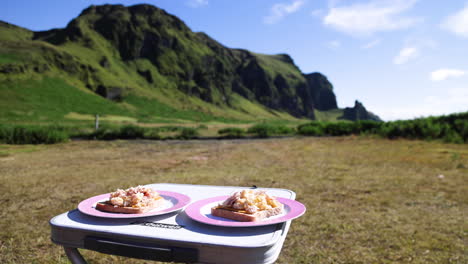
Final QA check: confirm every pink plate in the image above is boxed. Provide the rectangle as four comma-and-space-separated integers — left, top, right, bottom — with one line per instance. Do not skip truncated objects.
78, 190, 191, 218
185, 196, 306, 227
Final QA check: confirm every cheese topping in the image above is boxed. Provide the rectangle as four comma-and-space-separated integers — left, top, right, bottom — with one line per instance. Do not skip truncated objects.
109, 185, 160, 208
218, 189, 282, 214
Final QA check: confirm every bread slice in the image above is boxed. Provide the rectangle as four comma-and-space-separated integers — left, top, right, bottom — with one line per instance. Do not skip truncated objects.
96, 196, 165, 214
211, 205, 284, 222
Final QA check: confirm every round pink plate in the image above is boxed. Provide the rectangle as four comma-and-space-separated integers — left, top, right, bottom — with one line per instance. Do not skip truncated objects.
78, 190, 191, 218
185, 195, 306, 227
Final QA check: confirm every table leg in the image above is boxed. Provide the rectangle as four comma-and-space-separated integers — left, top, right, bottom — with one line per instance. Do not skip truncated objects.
63, 247, 87, 264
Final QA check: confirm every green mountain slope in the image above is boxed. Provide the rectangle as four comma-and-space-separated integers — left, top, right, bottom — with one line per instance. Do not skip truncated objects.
0, 4, 381, 124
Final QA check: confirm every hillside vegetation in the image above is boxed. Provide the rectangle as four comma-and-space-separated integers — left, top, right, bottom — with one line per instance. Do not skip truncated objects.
0, 4, 379, 125
1, 111, 466, 144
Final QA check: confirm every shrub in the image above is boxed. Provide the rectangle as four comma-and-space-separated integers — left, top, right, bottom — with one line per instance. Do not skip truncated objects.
453, 119, 468, 142
248, 124, 269, 138
144, 129, 161, 140
355, 120, 382, 134
218, 127, 245, 138
0, 125, 69, 144
119, 125, 145, 139
442, 130, 464, 144
91, 127, 119, 140
91, 125, 148, 140
373, 114, 468, 143
247, 124, 294, 138
297, 122, 325, 136
276, 125, 295, 134
155, 126, 186, 132
322, 122, 354, 136
177, 127, 199, 139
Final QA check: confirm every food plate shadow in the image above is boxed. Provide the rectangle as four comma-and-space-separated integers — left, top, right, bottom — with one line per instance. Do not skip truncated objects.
67, 209, 180, 226
175, 211, 283, 236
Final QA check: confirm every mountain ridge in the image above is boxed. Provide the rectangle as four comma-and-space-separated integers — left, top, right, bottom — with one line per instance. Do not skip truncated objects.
0, 4, 381, 123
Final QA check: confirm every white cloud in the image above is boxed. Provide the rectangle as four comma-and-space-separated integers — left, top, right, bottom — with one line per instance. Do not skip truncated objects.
430, 68, 466, 81
441, 4, 468, 38
187, 0, 208, 8
264, 0, 306, 24
361, 39, 381, 49
393, 46, 419, 65
323, 0, 420, 36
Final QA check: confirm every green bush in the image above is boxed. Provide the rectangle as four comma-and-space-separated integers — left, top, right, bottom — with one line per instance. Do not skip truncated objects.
91, 125, 148, 140
297, 122, 325, 136
155, 126, 186, 132
91, 126, 118, 140
119, 125, 145, 139
374, 115, 467, 143
355, 120, 382, 134
218, 127, 245, 138
177, 127, 199, 139
298, 121, 382, 137
322, 122, 354, 136
247, 124, 294, 138
442, 130, 464, 144
453, 119, 468, 142
0, 125, 69, 144
143, 129, 161, 140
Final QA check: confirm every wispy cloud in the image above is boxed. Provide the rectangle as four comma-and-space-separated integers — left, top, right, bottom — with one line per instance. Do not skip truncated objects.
187, 0, 208, 8
441, 3, 468, 38
264, 0, 306, 24
430, 68, 466, 81
393, 46, 419, 65
323, 0, 421, 36
361, 39, 381, 49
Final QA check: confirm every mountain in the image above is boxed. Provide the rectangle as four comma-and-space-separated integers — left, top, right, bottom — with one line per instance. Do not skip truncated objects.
0, 4, 381, 123
342, 100, 381, 121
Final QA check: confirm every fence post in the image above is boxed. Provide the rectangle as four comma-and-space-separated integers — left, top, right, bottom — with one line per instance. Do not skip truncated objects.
95, 114, 99, 131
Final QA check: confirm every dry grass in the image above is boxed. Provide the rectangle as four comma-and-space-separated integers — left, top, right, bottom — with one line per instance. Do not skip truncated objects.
0, 137, 466, 263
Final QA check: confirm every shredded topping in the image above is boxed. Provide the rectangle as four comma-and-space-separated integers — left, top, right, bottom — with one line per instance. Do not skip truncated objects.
219, 190, 282, 214
109, 185, 160, 208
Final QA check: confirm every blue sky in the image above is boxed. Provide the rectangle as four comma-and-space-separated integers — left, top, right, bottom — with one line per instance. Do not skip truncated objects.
2, 0, 467, 121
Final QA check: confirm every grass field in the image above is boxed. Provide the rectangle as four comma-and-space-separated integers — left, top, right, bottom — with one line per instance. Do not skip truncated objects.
0, 137, 466, 263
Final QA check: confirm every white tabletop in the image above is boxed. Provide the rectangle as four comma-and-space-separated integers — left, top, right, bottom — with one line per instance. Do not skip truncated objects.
51, 183, 296, 249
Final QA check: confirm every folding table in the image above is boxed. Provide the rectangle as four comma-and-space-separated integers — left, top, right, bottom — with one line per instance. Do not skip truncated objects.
50, 183, 301, 264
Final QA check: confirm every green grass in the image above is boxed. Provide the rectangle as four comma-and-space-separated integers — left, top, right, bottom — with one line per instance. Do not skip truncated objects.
0, 77, 130, 123
0, 53, 21, 64
254, 53, 304, 81
0, 137, 466, 263
0, 77, 250, 125
0, 22, 33, 42
314, 108, 343, 121
124, 94, 242, 123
